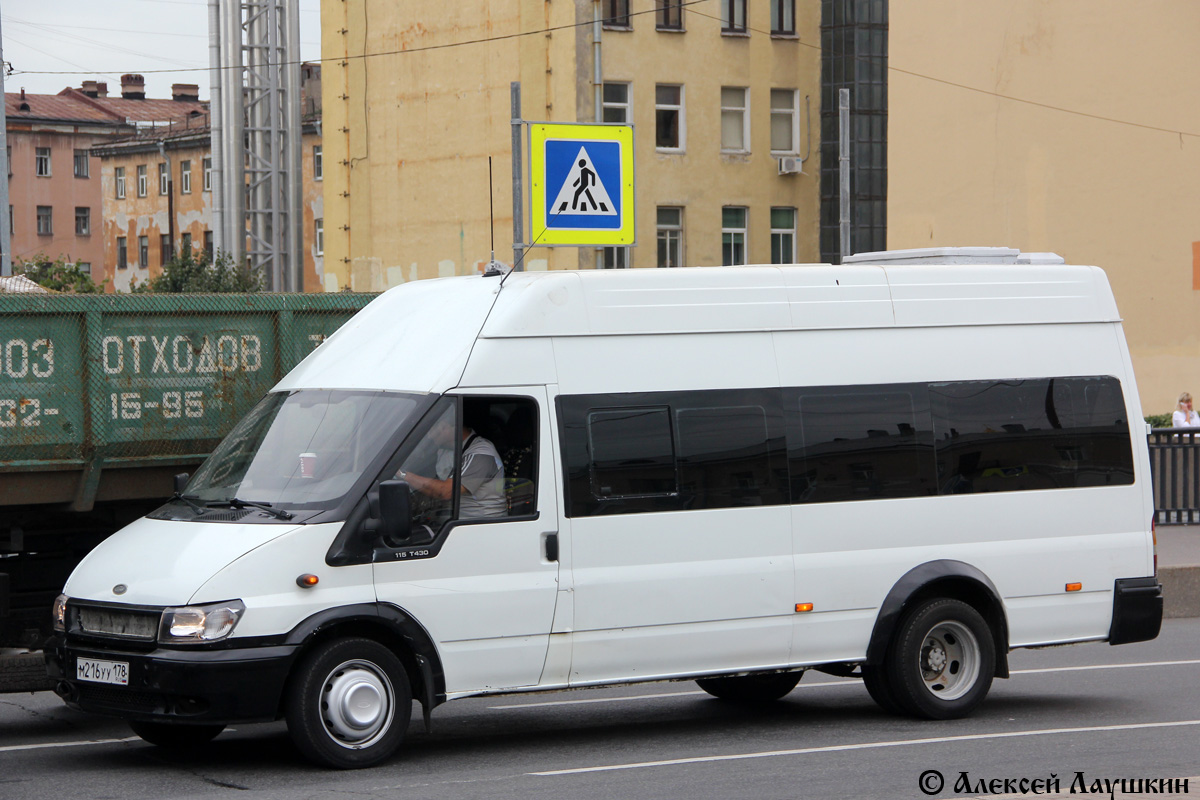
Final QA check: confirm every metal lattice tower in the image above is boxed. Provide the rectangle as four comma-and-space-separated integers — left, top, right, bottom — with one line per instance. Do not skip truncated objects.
210, 0, 303, 291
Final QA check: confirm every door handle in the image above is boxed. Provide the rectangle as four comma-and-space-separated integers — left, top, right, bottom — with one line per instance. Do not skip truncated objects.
543, 532, 559, 562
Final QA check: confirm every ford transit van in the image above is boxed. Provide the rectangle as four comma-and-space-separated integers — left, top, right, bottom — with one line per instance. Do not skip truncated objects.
46, 249, 1163, 768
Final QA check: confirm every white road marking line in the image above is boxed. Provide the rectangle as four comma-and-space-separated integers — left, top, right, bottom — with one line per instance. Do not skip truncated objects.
491, 659, 1200, 710
529, 719, 1200, 776
0, 736, 139, 754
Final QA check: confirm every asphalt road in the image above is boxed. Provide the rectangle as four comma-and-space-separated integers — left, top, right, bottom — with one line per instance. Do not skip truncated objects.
3, 619, 1199, 800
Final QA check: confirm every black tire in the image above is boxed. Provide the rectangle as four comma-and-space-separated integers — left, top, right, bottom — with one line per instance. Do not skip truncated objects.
285, 638, 412, 769
861, 663, 905, 716
888, 598, 995, 720
129, 721, 225, 748
0, 653, 55, 693
696, 672, 802, 703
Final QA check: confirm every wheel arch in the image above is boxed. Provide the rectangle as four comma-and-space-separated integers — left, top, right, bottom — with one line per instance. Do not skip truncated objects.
281, 602, 446, 717
866, 560, 1010, 679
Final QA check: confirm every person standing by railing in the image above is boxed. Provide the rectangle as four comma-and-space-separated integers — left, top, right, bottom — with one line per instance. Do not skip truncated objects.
1172, 392, 1200, 428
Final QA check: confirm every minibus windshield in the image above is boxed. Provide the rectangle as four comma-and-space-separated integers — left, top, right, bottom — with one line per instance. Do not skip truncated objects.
184, 390, 422, 512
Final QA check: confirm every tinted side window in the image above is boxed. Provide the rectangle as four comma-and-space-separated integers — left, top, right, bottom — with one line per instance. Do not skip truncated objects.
788, 385, 936, 503
558, 389, 786, 517
930, 377, 1134, 494
589, 406, 678, 500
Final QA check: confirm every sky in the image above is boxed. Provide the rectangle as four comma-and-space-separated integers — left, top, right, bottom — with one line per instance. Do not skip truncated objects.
1, 0, 321, 102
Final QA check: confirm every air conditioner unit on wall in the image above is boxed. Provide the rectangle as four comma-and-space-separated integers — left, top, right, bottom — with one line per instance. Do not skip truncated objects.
777, 156, 803, 175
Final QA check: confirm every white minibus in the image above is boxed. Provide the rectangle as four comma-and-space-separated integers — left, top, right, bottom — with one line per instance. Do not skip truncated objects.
47, 248, 1162, 768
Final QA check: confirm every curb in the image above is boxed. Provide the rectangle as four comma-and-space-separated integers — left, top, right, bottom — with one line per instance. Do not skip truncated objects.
1160, 565, 1200, 619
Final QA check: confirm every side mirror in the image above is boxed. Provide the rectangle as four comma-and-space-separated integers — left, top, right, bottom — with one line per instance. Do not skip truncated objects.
378, 480, 412, 546
173, 473, 190, 495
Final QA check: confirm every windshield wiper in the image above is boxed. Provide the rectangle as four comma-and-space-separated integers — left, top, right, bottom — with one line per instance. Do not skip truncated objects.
172, 492, 208, 515
209, 498, 294, 520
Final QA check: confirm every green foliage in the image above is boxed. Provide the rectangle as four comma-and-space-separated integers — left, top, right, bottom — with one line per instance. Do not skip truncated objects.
133, 248, 263, 293
1145, 413, 1172, 429
14, 254, 107, 293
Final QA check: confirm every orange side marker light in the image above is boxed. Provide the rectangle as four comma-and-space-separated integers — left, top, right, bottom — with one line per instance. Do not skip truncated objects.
795, 603, 814, 612
1065, 582, 1082, 592
296, 574, 320, 588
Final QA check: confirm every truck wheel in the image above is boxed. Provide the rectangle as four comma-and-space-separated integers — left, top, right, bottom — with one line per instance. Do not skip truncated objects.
696, 672, 802, 703
285, 638, 412, 769
0, 653, 55, 693
889, 598, 995, 719
129, 721, 225, 747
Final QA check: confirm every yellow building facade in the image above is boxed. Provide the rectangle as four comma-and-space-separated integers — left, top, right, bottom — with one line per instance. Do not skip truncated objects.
321, 0, 822, 290
887, 1, 1200, 414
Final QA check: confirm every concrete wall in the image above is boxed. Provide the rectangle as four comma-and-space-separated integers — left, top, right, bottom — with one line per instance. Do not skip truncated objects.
887, 1, 1200, 415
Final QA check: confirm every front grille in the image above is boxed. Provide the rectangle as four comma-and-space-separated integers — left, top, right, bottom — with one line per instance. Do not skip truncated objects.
77, 684, 161, 713
74, 605, 160, 641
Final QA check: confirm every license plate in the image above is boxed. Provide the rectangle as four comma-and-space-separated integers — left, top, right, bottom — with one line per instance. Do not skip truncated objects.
76, 657, 130, 686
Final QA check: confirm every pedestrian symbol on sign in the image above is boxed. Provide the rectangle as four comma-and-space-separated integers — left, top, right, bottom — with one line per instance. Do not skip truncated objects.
549, 147, 616, 217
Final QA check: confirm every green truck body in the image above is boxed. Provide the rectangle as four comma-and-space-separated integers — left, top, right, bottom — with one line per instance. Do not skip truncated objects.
0, 292, 375, 658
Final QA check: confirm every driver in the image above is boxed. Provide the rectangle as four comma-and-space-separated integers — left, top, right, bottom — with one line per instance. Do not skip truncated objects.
400, 416, 506, 519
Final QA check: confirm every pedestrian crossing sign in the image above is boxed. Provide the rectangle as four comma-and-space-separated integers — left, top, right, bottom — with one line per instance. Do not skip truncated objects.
529, 122, 635, 247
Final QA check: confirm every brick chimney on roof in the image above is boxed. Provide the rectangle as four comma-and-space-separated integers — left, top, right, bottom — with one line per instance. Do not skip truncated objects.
120, 74, 146, 100
171, 84, 200, 102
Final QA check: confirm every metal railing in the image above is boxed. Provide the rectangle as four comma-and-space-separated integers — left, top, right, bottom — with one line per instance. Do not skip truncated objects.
1148, 428, 1200, 525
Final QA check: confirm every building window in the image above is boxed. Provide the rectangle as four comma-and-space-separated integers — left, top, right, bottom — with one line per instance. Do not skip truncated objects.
137, 164, 148, 197
721, 0, 747, 32
138, 236, 149, 268
203, 157, 212, 192
312, 145, 322, 181
35, 147, 51, 177
655, 84, 684, 151
656, 207, 684, 268
315, 218, 324, 255
7, 206, 11, 237
721, 87, 749, 152
77, 262, 91, 276
602, 82, 631, 124
115, 167, 126, 199
36, 206, 53, 236
771, 0, 795, 34
656, 0, 683, 30
204, 230, 213, 260
180, 160, 192, 194
771, 207, 796, 264
770, 89, 799, 153
161, 234, 173, 265
6, 146, 11, 178
597, 246, 626, 269
722, 206, 747, 265
604, 0, 631, 28
75, 207, 90, 236
117, 237, 128, 269
181, 232, 192, 253
74, 150, 90, 178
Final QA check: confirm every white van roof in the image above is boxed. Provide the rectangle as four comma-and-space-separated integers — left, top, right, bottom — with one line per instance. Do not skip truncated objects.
275, 260, 1120, 394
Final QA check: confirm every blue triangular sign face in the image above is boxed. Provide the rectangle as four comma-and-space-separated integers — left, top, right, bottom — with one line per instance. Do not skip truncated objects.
548, 147, 617, 217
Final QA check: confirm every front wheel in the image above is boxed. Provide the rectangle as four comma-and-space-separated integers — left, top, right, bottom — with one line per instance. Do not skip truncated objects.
696, 671, 802, 703
129, 721, 225, 748
285, 638, 412, 769
889, 598, 995, 719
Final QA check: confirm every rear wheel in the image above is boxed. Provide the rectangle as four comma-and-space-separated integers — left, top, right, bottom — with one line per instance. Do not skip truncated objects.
888, 598, 995, 719
695, 672, 802, 703
285, 638, 412, 769
129, 721, 225, 748
861, 663, 904, 715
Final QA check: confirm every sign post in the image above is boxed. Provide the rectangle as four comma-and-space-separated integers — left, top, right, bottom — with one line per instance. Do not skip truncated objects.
528, 123, 634, 248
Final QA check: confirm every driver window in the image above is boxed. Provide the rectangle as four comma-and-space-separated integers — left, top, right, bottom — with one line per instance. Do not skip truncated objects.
395, 401, 459, 538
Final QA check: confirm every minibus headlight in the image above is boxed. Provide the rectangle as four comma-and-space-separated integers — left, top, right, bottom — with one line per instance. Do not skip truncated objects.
52, 594, 67, 632
159, 600, 245, 644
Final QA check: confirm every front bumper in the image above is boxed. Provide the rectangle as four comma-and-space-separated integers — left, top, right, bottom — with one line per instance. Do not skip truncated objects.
1108, 576, 1163, 646
45, 636, 298, 724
